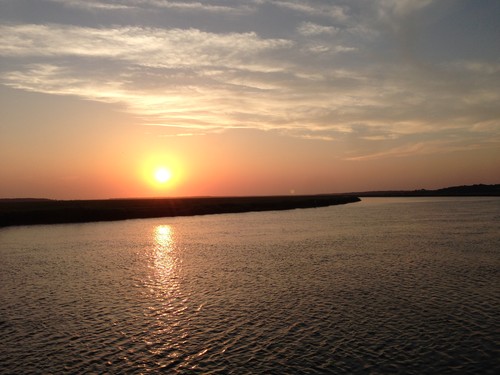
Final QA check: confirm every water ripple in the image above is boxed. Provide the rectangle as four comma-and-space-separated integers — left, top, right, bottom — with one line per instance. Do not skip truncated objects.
1, 198, 499, 374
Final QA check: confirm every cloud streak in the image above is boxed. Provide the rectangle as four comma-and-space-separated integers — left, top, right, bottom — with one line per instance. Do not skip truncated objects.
297, 22, 339, 36
47, 0, 251, 13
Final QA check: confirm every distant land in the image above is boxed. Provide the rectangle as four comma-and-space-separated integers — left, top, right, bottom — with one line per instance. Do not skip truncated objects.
0, 195, 360, 227
339, 184, 500, 197
1, 184, 498, 227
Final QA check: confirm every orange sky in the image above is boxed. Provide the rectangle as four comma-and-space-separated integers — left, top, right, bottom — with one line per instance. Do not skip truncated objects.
1, 1, 499, 199
1, 85, 497, 199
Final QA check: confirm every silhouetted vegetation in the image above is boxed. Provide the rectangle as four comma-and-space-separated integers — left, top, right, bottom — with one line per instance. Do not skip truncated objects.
340, 184, 500, 197
0, 195, 360, 227
2, 184, 497, 227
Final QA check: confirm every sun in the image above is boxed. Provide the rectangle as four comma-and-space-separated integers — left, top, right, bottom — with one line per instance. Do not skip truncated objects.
141, 155, 182, 192
154, 167, 172, 184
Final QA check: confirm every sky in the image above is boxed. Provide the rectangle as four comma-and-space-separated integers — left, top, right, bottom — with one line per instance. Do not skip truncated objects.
1, 0, 499, 199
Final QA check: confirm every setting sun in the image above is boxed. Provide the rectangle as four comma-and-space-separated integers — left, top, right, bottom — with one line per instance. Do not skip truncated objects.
139, 153, 185, 195
154, 167, 172, 184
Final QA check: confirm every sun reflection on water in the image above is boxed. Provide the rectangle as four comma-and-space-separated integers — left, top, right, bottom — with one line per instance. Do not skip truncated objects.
142, 224, 191, 366
155, 225, 173, 249
152, 224, 177, 284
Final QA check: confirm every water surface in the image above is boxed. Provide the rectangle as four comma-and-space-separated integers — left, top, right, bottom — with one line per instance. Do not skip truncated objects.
1, 197, 499, 374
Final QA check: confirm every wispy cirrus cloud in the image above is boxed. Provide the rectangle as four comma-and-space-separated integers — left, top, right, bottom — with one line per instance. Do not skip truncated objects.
375, 0, 434, 19
0, 24, 292, 68
297, 22, 339, 36
344, 136, 499, 161
133, 0, 252, 13
47, 0, 133, 10
47, 0, 252, 13
268, 0, 349, 22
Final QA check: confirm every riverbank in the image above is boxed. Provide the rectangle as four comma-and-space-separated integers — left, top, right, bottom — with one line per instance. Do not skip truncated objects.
0, 195, 360, 227
341, 184, 500, 197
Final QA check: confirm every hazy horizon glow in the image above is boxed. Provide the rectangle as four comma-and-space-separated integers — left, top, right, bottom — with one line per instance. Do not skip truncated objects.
1, 0, 499, 199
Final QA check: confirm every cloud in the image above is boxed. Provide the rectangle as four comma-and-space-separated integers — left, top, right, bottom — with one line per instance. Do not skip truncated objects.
0, 23, 300, 133
269, 1, 349, 22
297, 22, 339, 36
375, 0, 434, 19
448, 61, 500, 75
0, 24, 292, 69
1, 0, 499, 159
134, 0, 251, 13
47, 0, 133, 10
47, 0, 251, 13
344, 137, 496, 161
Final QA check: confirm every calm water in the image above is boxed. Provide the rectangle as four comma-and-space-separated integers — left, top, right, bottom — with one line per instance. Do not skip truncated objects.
1, 197, 499, 374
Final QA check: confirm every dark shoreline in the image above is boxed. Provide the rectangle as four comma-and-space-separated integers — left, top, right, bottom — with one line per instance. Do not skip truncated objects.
341, 184, 500, 197
0, 195, 360, 227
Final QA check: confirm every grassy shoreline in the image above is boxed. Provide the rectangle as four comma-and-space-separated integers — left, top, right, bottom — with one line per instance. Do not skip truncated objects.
0, 195, 360, 227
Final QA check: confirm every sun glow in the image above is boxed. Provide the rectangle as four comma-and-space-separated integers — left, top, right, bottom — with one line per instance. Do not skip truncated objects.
140, 153, 185, 195
154, 167, 172, 184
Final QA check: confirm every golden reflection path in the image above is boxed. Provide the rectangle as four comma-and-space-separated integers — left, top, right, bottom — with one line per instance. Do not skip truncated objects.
152, 225, 177, 285
141, 224, 192, 366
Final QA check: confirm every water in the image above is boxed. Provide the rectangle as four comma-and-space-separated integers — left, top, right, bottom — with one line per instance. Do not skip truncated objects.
1, 197, 499, 374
